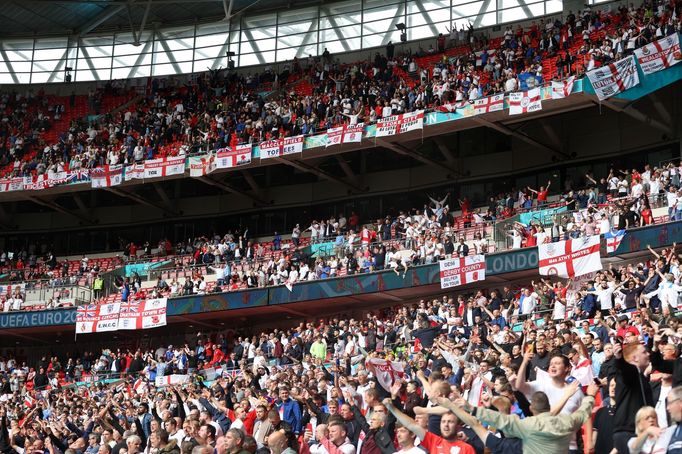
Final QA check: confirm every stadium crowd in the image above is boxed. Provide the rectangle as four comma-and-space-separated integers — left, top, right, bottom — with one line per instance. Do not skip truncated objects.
2, 0, 681, 182
0, 155, 679, 308
1, 241, 682, 454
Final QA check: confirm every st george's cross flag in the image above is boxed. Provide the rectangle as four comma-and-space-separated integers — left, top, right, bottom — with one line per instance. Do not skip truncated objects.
551, 76, 576, 99
439, 255, 486, 289
604, 230, 626, 253
473, 94, 504, 115
587, 55, 640, 101
509, 88, 542, 115
91, 164, 123, 188
634, 33, 681, 75
365, 358, 406, 392
538, 235, 602, 278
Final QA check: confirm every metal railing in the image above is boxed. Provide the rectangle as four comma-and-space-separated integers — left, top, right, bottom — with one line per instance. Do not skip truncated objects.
492, 193, 669, 251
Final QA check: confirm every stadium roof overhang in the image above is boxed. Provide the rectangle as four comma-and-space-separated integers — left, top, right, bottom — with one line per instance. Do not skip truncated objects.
0, 0, 317, 38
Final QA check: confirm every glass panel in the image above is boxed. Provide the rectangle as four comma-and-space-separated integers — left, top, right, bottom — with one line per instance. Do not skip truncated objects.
155, 49, 193, 64
321, 25, 361, 43
196, 22, 229, 36
407, 11, 429, 28
362, 33, 384, 48
243, 14, 276, 41
0, 74, 14, 84
4, 49, 33, 63
160, 26, 195, 40
9, 61, 31, 72
320, 1, 361, 28
114, 32, 153, 56
277, 47, 298, 61
363, 4, 400, 23
195, 33, 228, 48
452, 2, 488, 18
278, 7, 317, 26
410, 25, 436, 41
3, 40, 34, 51
499, 6, 530, 22
152, 63, 177, 76
34, 37, 68, 50
320, 39, 360, 54
194, 45, 227, 60
126, 65, 151, 78
408, 0, 451, 13
33, 48, 65, 61
240, 53, 260, 66
31, 59, 62, 74
546, 0, 562, 13
31, 72, 57, 83
113, 53, 151, 68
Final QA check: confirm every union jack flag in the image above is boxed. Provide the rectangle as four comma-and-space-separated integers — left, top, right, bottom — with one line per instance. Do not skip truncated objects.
77, 305, 97, 319
120, 302, 139, 314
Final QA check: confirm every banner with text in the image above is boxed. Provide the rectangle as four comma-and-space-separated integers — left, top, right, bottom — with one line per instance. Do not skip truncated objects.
259, 135, 305, 159
216, 144, 252, 169
587, 55, 640, 101
76, 303, 120, 334
118, 298, 167, 330
634, 33, 681, 75
439, 255, 486, 289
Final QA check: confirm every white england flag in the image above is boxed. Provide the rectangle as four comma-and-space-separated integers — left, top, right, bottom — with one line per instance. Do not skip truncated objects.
326, 127, 344, 147
587, 55, 640, 101
509, 88, 542, 115
164, 156, 185, 176
143, 158, 165, 178
473, 94, 504, 115
538, 235, 602, 278
439, 255, 486, 289
155, 375, 190, 387
216, 144, 252, 168
188, 153, 216, 177
375, 116, 399, 137
634, 33, 681, 75
398, 110, 425, 133
551, 76, 576, 99
342, 123, 364, 143
91, 165, 123, 188
125, 164, 144, 181
365, 358, 406, 392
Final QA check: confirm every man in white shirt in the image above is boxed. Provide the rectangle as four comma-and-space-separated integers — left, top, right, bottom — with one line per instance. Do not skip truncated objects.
312, 420, 355, 454
516, 352, 584, 452
395, 423, 424, 453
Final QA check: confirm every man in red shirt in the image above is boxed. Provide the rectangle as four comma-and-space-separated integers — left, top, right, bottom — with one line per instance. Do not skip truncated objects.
528, 180, 551, 206
383, 398, 476, 454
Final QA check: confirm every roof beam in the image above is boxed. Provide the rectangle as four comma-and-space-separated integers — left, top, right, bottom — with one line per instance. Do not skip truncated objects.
433, 137, 457, 165
600, 100, 674, 137
25, 195, 96, 224
105, 187, 180, 216
472, 117, 566, 157
274, 158, 366, 193
334, 155, 357, 181
648, 93, 672, 127
377, 139, 459, 175
240, 170, 261, 194
75, 3, 126, 36
153, 183, 175, 211
195, 176, 270, 205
